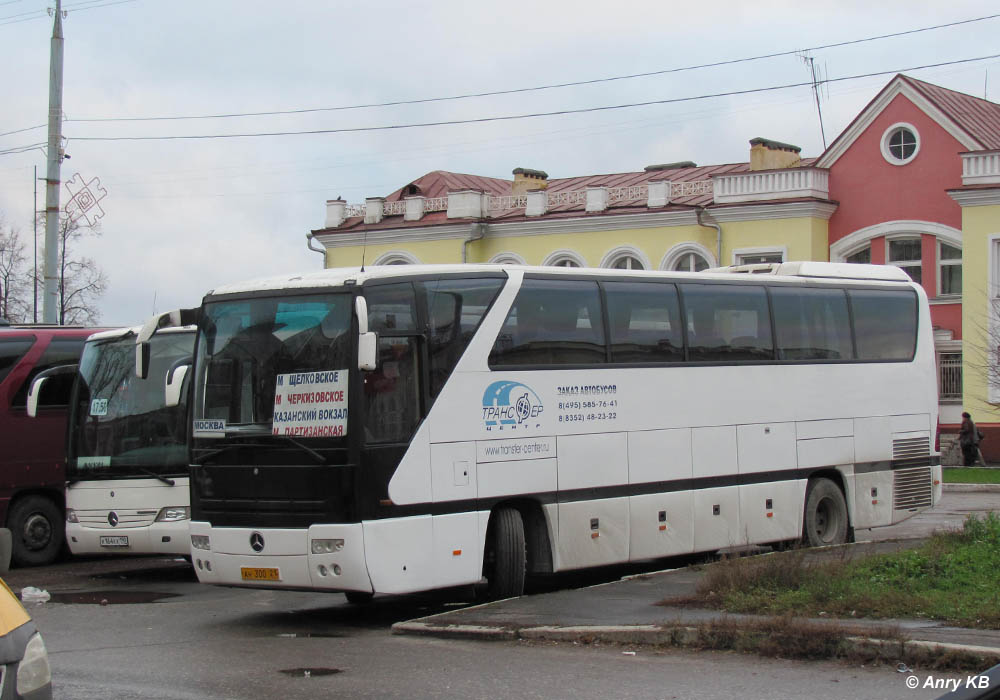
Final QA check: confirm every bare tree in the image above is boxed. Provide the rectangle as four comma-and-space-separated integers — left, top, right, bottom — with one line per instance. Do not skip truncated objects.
0, 216, 30, 322
38, 213, 108, 325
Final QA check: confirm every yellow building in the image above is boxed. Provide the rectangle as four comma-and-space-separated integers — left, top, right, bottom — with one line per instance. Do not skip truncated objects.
309, 139, 834, 275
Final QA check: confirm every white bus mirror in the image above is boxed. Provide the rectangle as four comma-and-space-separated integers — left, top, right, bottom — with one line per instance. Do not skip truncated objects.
164, 364, 190, 408
26, 377, 46, 418
358, 332, 378, 371
27, 364, 79, 417
136, 308, 198, 378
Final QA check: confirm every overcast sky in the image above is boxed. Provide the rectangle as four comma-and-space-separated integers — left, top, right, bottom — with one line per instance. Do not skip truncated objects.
1, 0, 998, 326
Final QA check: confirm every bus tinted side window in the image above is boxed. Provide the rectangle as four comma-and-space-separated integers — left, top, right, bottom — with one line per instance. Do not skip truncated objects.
426, 278, 503, 396
849, 289, 918, 361
12, 338, 85, 408
0, 337, 35, 385
605, 282, 683, 363
490, 279, 605, 366
772, 287, 854, 361
680, 284, 774, 362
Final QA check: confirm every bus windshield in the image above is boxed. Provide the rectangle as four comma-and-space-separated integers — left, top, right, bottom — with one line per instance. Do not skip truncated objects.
193, 293, 352, 439
70, 330, 194, 478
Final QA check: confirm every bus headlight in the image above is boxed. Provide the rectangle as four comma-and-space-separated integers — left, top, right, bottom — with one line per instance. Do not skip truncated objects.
311, 539, 344, 554
191, 535, 211, 551
155, 507, 190, 522
16, 633, 51, 696
65, 508, 78, 523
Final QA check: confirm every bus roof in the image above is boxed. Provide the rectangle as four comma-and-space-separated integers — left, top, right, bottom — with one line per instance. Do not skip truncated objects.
206, 262, 915, 297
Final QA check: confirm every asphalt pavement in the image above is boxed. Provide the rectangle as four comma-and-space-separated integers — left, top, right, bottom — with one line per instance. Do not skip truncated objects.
393, 489, 1000, 660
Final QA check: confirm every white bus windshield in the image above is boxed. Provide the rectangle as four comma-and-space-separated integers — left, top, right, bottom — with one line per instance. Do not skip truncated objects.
70, 331, 193, 478
193, 294, 352, 438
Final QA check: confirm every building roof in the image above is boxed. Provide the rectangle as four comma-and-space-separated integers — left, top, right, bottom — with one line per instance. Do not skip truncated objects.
901, 75, 1000, 150
817, 73, 1000, 167
319, 159, 820, 234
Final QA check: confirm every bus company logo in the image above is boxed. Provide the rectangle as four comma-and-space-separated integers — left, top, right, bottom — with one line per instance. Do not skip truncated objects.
250, 532, 265, 553
107, 511, 119, 527
482, 381, 544, 431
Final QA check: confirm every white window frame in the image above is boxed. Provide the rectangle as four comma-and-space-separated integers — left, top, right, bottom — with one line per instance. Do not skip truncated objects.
372, 251, 421, 265
660, 242, 717, 272
843, 245, 872, 264
937, 240, 962, 298
542, 250, 587, 268
731, 246, 787, 266
880, 122, 920, 166
600, 245, 650, 271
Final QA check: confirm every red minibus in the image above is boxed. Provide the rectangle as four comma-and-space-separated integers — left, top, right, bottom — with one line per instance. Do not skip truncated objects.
0, 323, 103, 566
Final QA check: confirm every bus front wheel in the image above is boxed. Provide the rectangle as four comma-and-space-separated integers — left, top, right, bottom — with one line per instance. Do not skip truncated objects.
803, 478, 849, 548
486, 507, 526, 600
8, 495, 64, 567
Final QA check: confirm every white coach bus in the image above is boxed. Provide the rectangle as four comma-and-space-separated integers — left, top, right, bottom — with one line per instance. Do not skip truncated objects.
31, 324, 196, 556
160, 262, 939, 601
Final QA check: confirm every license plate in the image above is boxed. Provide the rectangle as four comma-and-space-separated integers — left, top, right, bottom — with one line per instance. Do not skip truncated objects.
241, 567, 280, 582
99, 535, 129, 547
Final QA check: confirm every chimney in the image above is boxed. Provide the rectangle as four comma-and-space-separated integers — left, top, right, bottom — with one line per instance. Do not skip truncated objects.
325, 199, 346, 228
512, 167, 549, 197
749, 138, 801, 171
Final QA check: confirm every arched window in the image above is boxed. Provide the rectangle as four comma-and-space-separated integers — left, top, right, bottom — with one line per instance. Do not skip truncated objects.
373, 251, 420, 265
488, 253, 527, 266
542, 250, 586, 268
661, 243, 716, 272
601, 246, 649, 271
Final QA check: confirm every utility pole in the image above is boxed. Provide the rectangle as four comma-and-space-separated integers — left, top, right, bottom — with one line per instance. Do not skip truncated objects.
33, 165, 38, 322
42, 0, 65, 324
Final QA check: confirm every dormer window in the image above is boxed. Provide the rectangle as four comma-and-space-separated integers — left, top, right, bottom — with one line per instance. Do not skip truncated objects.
881, 123, 920, 166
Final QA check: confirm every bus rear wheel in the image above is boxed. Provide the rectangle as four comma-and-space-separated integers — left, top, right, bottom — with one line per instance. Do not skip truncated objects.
8, 495, 63, 567
486, 507, 526, 600
803, 478, 849, 547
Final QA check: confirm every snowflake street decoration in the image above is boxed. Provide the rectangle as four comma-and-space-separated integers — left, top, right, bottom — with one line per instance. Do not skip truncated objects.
64, 173, 107, 226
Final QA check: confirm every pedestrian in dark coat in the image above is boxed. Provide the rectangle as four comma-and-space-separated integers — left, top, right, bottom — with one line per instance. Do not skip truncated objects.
959, 411, 983, 466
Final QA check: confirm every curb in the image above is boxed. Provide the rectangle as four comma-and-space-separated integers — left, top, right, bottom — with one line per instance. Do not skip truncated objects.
943, 483, 1000, 493
392, 620, 1000, 661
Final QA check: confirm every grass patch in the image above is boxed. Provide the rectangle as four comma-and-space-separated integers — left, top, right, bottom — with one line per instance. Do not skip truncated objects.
677, 513, 1000, 629
943, 467, 1000, 484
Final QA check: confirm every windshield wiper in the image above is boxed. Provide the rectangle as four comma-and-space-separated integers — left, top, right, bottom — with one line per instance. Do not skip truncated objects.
137, 468, 176, 486
196, 434, 327, 465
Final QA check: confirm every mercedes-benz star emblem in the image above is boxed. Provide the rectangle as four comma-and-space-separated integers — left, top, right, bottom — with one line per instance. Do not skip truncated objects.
250, 532, 265, 553
107, 511, 119, 527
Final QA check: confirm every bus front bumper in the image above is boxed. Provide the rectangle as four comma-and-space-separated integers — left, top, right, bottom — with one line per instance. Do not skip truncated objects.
188, 521, 373, 593
66, 520, 190, 556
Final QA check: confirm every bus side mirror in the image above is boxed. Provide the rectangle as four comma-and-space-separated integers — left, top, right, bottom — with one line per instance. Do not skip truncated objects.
136, 308, 198, 378
355, 295, 378, 371
27, 364, 79, 417
27, 377, 46, 418
358, 332, 378, 371
165, 360, 191, 408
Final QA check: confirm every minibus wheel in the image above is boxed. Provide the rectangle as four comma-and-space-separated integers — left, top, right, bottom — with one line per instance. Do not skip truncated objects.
803, 478, 849, 547
486, 507, 526, 600
8, 495, 63, 567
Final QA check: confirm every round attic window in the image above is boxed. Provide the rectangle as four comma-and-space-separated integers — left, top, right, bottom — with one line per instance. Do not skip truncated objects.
881, 123, 920, 166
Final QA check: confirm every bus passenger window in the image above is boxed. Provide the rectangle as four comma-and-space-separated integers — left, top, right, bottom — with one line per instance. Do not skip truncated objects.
680, 284, 774, 362
605, 282, 683, 363
490, 279, 605, 367
849, 289, 917, 361
772, 287, 853, 361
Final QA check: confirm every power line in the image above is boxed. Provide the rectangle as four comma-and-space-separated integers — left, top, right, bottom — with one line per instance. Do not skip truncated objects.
0, 0, 135, 25
65, 54, 1000, 143
56, 13, 1000, 123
